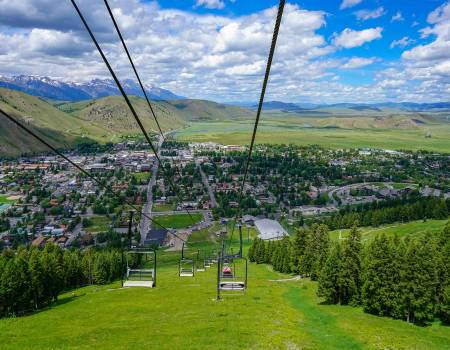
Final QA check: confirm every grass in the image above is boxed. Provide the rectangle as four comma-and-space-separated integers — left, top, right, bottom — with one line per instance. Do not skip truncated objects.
0, 195, 14, 204
1, 254, 450, 349
153, 203, 175, 212
84, 216, 111, 234
152, 213, 203, 229
329, 219, 448, 242
175, 120, 450, 153
132, 172, 151, 184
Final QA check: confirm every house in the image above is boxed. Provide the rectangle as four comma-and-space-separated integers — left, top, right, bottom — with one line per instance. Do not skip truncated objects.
32, 235, 46, 248
242, 215, 257, 226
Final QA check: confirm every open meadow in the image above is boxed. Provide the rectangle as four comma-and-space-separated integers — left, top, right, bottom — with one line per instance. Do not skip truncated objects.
152, 213, 203, 229
329, 219, 449, 242
175, 119, 450, 153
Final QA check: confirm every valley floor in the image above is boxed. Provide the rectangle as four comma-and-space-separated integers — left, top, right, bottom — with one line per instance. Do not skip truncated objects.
175, 121, 450, 153
1, 259, 449, 349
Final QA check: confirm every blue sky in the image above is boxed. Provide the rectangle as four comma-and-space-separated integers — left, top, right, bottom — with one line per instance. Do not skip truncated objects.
0, 0, 449, 103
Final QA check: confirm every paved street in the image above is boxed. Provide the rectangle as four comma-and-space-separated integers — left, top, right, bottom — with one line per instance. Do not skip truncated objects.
140, 135, 164, 245
196, 160, 217, 208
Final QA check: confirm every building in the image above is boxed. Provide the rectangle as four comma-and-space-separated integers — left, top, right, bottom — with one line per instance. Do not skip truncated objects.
145, 228, 168, 246
254, 219, 288, 241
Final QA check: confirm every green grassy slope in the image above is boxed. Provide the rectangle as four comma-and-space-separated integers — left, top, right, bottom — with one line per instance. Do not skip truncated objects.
165, 99, 253, 121
1, 260, 449, 349
60, 96, 186, 134
329, 219, 448, 242
0, 88, 111, 156
1, 222, 450, 349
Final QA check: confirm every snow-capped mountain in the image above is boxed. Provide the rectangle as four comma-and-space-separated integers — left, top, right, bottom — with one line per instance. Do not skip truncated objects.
0, 75, 183, 101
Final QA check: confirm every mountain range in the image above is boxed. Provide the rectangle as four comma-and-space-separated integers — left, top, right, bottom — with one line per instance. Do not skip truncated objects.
256, 101, 450, 113
0, 75, 183, 102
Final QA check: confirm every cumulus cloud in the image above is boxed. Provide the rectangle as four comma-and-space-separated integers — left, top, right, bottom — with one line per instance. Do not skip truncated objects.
0, 2, 335, 101
340, 0, 362, 10
333, 27, 383, 49
402, 2, 450, 63
390, 36, 414, 49
194, 0, 225, 10
391, 11, 404, 22
341, 57, 375, 69
355, 7, 385, 21
0, 0, 449, 103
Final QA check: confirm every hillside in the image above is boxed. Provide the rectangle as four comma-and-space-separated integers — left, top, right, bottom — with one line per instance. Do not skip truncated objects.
0, 88, 106, 156
59, 96, 186, 134
164, 99, 253, 121
1, 228, 450, 350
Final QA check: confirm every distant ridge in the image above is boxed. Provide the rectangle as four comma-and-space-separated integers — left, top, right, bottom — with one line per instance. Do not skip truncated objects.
240, 101, 450, 112
0, 75, 184, 102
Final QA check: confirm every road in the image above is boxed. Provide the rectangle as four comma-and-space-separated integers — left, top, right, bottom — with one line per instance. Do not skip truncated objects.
140, 135, 164, 245
66, 222, 82, 246
196, 160, 218, 208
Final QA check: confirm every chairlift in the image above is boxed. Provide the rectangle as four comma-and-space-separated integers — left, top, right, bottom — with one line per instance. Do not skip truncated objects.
122, 249, 156, 288
217, 225, 247, 299
196, 250, 206, 272
179, 243, 194, 277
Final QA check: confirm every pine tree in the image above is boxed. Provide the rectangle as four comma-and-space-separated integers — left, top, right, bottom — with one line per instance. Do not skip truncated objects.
280, 237, 291, 273
264, 241, 274, 264
441, 285, 450, 324
362, 234, 401, 317
399, 237, 438, 324
437, 223, 450, 322
93, 253, 110, 285
337, 224, 362, 305
256, 239, 266, 264
248, 238, 257, 262
317, 242, 341, 304
29, 248, 45, 309
290, 228, 308, 274
310, 224, 330, 280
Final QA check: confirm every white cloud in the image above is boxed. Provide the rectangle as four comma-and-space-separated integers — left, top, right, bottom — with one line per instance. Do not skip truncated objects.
355, 7, 385, 21
340, 0, 362, 10
341, 57, 375, 69
333, 27, 383, 49
0, 0, 449, 103
194, 0, 225, 10
390, 37, 414, 49
391, 11, 404, 22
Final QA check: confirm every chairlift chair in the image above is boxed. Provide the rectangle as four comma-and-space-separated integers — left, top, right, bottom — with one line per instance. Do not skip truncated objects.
179, 243, 194, 277
122, 249, 156, 288
216, 225, 247, 299
196, 250, 206, 272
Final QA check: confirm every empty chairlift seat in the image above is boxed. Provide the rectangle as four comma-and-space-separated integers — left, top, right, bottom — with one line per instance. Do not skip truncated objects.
179, 259, 194, 277
123, 250, 156, 288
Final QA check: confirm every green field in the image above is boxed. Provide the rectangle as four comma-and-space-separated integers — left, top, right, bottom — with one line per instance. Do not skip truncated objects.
329, 219, 448, 242
1, 223, 450, 349
175, 120, 450, 153
0, 195, 14, 204
153, 203, 175, 212
1, 252, 449, 349
132, 172, 151, 184
85, 216, 111, 234
153, 213, 203, 229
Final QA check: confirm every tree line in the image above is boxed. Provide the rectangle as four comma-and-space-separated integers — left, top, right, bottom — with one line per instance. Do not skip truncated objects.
317, 197, 450, 230
0, 244, 123, 317
248, 222, 450, 325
